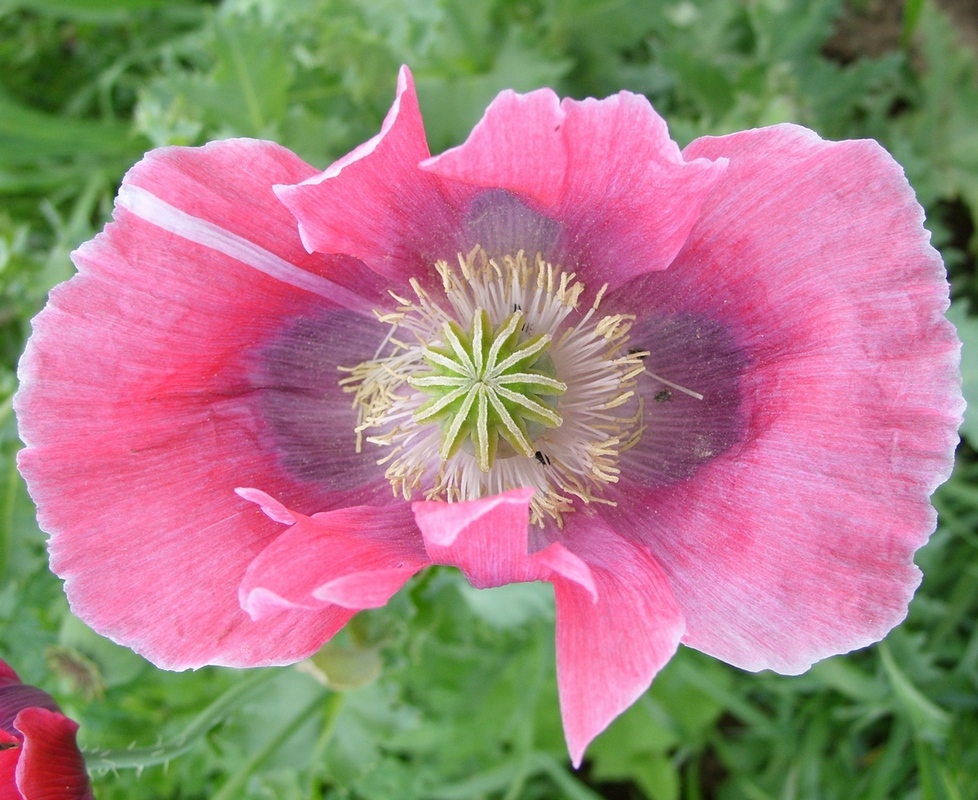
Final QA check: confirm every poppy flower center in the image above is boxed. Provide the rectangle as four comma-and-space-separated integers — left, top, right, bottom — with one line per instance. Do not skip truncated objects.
408, 309, 566, 471
342, 247, 648, 526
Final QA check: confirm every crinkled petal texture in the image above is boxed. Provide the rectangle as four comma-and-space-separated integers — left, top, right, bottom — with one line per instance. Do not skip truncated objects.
420, 85, 726, 290
16, 139, 398, 669
277, 66, 727, 291
603, 124, 962, 674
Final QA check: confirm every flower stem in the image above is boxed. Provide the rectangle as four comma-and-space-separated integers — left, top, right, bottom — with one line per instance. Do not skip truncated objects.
83, 668, 279, 771
306, 692, 344, 800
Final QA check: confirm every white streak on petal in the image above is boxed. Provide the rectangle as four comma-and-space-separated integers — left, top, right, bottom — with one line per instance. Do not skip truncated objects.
118, 184, 374, 313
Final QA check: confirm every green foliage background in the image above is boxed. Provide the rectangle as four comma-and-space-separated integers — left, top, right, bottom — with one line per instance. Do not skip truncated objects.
1, 0, 977, 797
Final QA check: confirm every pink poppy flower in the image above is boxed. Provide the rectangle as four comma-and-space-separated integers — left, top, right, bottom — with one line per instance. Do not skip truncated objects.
16, 67, 961, 764
0, 658, 93, 800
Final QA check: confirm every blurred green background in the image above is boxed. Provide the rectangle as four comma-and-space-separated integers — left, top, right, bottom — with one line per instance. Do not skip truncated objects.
1, 0, 977, 797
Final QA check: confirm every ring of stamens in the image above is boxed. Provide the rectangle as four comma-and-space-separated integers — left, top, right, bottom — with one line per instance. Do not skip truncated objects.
409, 310, 566, 471
340, 246, 648, 527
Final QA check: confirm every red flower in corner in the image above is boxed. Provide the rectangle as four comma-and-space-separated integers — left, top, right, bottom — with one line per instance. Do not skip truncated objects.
16, 67, 962, 764
0, 659, 93, 800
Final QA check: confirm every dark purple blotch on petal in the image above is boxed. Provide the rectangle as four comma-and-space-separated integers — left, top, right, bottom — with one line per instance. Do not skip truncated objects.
618, 311, 748, 488
459, 189, 563, 261
247, 310, 389, 495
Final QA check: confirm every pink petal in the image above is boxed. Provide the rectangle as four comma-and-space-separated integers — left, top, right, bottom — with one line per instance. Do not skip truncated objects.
411, 489, 597, 595
557, 94, 726, 288
423, 89, 567, 207
238, 493, 428, 618
603, 125, 961, 674
120, 139, 388, 313
276, 66, 457, 287
422, 89, 726, 289
534, 541, 597, 600
14, 708, 93, 800
454, 189, 564, 264
551, 516, 684, 768
234, 487, 296, 525
16, 140, 393, 669
410, 489, 681, 767
413, 488, 551, 588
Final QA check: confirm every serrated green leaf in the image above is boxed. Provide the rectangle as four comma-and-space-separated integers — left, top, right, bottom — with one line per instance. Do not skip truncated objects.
169, 14, 291, 139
